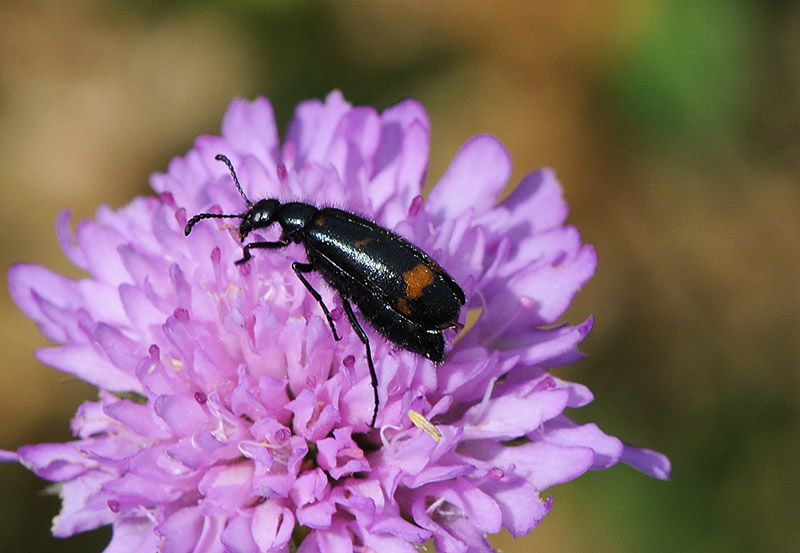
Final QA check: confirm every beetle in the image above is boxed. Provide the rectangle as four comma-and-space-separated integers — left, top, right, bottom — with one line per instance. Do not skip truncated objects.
185, 154, 465, 427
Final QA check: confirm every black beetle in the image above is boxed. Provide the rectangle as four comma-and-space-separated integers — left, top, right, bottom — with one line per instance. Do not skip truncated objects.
185, 155, 465, 427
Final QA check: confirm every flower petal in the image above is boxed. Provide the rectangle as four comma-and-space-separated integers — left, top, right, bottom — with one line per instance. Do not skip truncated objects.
621, 444, 672, 480
221, 97, 281, 166
287, 90, 352, 168
102, 518, 161, 553
52, 471, 115, 536
17, 442, 94, 481
251, 500, 295, 552
8, 263, 83, 342
480, 168, 568, 238
461, 387, 570, 440
479, 477, 550, 538
426, 135, 511, 225
542, 419, 624, 470
36, 345, 142, 392
154, 506, 204, 553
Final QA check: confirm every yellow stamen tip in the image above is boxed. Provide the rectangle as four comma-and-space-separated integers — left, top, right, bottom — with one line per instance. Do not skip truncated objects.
408, 410, 441, 442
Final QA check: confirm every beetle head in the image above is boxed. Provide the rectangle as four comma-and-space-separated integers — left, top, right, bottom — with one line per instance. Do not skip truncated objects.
239, 198, 281, 240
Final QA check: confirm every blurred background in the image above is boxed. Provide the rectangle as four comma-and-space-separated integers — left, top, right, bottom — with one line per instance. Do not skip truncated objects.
1, 0, 798, 551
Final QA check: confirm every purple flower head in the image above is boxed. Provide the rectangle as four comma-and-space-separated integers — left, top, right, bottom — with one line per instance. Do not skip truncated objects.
5, 91, 670, 553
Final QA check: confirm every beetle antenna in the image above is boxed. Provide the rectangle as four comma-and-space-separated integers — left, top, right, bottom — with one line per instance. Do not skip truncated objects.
184, 212, 243, 236
215, 154, 253, 208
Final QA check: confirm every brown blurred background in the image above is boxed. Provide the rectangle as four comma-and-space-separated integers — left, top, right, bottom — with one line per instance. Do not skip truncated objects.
2, 1, 798, 552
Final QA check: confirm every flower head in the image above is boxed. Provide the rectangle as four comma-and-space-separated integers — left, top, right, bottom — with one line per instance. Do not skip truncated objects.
5, 91, 669, 553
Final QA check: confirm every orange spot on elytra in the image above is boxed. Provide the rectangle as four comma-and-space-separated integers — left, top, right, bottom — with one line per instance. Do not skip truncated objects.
354, 237, 373, 247
396, 298, 411, 315
403, 263, 435, 300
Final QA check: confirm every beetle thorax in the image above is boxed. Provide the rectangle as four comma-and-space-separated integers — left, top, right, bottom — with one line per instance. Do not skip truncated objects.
276, 202, 319, 241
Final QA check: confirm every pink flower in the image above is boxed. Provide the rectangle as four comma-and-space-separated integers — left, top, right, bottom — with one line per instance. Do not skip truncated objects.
4, 91, 669, 553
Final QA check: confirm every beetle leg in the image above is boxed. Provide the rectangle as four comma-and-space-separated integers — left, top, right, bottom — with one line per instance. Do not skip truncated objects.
235, 238, 291, 265
292, 262, 341, 341
340, 297, 379, 427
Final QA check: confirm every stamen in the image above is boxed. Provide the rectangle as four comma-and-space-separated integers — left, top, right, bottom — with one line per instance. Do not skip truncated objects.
408, 410, 441, 442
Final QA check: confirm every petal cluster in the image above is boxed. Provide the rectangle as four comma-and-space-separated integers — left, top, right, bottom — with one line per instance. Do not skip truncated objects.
6, 91, 669, 553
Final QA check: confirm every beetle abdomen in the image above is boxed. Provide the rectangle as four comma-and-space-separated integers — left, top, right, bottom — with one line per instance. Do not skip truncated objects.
306, 208, 464, 329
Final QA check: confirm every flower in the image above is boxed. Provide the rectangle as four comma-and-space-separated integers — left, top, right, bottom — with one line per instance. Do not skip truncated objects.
4, 91, 670, 553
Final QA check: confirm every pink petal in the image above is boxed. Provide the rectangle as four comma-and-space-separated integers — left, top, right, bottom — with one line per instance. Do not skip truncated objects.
36, 345, 142, 392
17, 442, 94, 481
543, 419, 624, 470
221, 97, 281, 165
94, 323, 142, 374
481, 242, 597, 329
288, 90, 352, 168
373, 98, 429, 180
154, 506, 204, 553
326, 106, 381, 194
0, 449, 18, 462
154, 394, 207, 436
460, 439, 595, 491
481, 168, 568, 237
359, 528, 420, 553
197, 464, 255, 512
75, 220, 130, 285
621, 444, 672, 480
102, 518, 160, 553
480, 477, 550, 537
427, 135, 511, 225
312, 522, 353, 553
371, 102, 430, 221
104, 399, 171, 439
52, 471, 114, 536
220, 514, 259, 553
508, 441, 595, 490
296, 499, 337, 529
251, 500, 295, 552
56, 210, 88, 269
8, 263, 83, 342
461, 388, 570, 440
